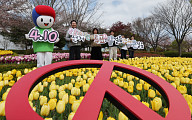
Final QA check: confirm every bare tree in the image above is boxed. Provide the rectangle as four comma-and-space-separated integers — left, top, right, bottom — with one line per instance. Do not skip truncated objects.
132, 17, 149, 50
0, 36, 11, 50
0, 0, 32, 32
146, 17, 169, 52
152, 0, 192, 56
184, 36, 192, 52
132, 17, 169, 52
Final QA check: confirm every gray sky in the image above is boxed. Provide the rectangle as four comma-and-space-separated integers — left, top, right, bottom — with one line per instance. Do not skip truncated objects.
95, 0, 168, 28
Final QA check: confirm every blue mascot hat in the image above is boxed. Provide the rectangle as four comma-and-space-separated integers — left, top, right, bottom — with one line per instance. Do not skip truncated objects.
32, 8, 40, 27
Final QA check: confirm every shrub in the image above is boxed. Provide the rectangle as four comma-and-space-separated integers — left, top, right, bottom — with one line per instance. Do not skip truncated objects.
0, 64, 36, 73
164, 51, 179, 57
164, 51, 192, 57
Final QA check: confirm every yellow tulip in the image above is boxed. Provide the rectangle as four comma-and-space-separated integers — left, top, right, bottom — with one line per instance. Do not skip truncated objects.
56, 100, 65, 114
65, 84, 68, 89
59, 74, 64, 80
2, 92, 8, 101
0, 81, 4, 87
123, 73, 127, 78
76, 76, 81, 82
132, 95, 141, 101
17, 76, 22, 81
151, 97, 162, 111
49, 90, 57, 99
142, 101, 149, 108
72, 100, 81, 112
8, 80, 15, 86
16, 71, 22, 77
68, 83, 73, 90
24, 68, 29, 74
79, 96, 84, 101
71, 79, 75, 84
164, 108, 168, 117
127, 86, 133, 93
75, 82, 81, 88
33, 107, 36, 112
156, 90, 161, 96
87, 78, 93, 86
189, 79, 192, 84
140, 80, 145, 85
69, 95, 76, 104
107, 117, 116, 120
119, 81, 124, 87
83, 74, 88, 80
171, 82, 177, 88
129, 81, 134, 86
43, 82, 48, 87
71, 87, 77, 96
144, 83, 150, 90
183, 94, 192, 104
0, 86, 2, 92
11, 69, 17, 75
113, 79, 119, 85
68, 112, 75, 120
187, 102, 192, 115
82, 80, 87, 85
174, 79, 180, 87
98, 111, 103, 120
83, 84, 90, 92
62, 93, 69, 104
28, 93, 34, 101
127, 75, 133, 81
123, 82, 128, 89
59, 91, 66, 100
48, 99, 57, 110
38, 85, 44, 93
76, 88, 80, 96
0, 101, 5, 116
29, 101, 33, 108
8, 75, 13, 80
50, 75, 56, 81
32, 67, 37, 70
49, 84, 57, 91
136, 83, 142, 91
58, 86, 65, 92
44, 118, 53, 120
118, 111, 128, 120
4, 80, 9, 86
40, 103, 50, 116
39, 96, 48, 106
177, 85, 187, 94
33, 91, 40, 100
148, 89, 156, 98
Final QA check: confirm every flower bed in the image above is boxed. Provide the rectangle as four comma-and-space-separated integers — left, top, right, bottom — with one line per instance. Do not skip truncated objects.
0, 57, 192, 120
0, 50, 13, 56
0, 52, 164, 64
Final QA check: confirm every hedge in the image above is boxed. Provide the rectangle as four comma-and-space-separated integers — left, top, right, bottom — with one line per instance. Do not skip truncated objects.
0, 64, 37, 73
164, 51, 192, 57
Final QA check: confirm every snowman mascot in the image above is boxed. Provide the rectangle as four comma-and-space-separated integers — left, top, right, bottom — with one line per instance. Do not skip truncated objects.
26, 5, 59, 67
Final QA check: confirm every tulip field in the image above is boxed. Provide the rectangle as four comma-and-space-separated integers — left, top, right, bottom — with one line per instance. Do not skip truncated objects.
0, 53, 111, 64
0, 57, 192, 120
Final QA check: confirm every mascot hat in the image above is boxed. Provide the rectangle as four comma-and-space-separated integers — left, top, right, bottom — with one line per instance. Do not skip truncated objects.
32, 5, 56, 27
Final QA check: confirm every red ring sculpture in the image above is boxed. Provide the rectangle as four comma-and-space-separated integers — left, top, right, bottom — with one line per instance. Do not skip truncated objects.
5, 60, 191, 120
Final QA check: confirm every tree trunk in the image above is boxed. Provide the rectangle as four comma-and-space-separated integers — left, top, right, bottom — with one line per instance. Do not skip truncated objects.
178, 43, 182, 57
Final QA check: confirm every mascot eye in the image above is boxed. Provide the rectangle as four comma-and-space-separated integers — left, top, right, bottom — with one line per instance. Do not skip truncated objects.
41, 18, 43, 22
50, 19, 52, 22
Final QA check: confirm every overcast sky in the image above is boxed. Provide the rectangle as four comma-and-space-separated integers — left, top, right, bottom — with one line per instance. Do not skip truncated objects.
95, 0, 168, 28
